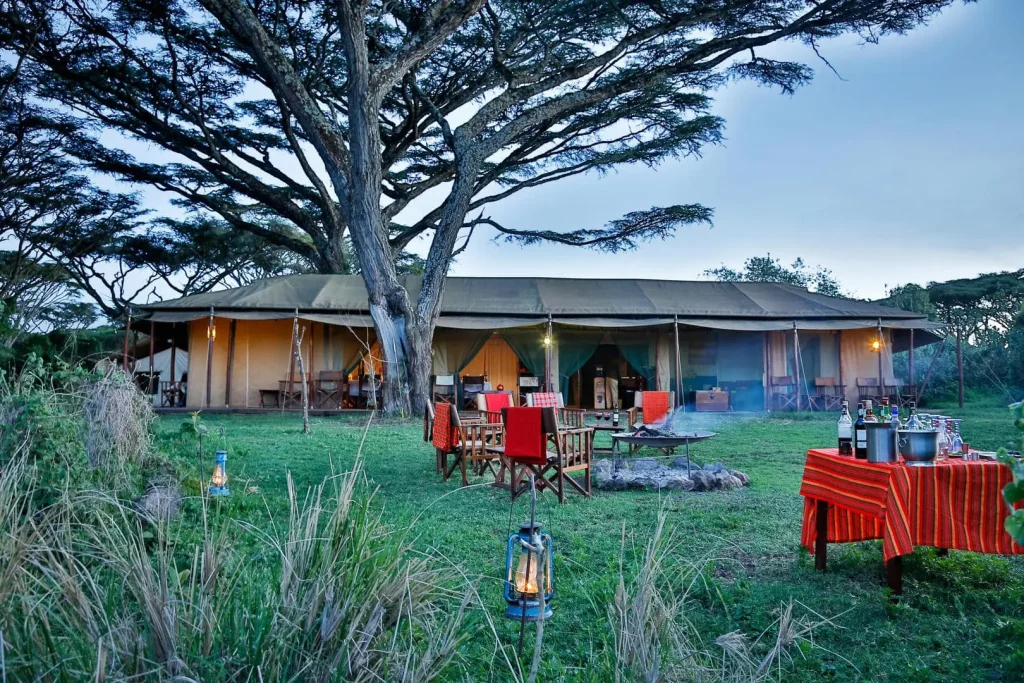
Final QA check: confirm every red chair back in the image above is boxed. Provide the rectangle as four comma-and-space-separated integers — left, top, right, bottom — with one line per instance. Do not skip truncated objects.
642, 391, 671, 424
502, 407, 546, 465
482, 392, 512, 421
531, 392, 560, 408
432, 402, 456, 451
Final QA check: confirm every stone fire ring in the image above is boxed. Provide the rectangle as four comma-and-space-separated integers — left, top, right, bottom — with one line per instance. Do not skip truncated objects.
592, 457, 751, 493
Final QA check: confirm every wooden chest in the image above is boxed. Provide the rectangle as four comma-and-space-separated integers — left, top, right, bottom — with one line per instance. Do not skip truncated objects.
695, 390, 730, 412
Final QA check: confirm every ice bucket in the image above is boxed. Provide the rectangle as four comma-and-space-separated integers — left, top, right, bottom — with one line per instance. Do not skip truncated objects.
897, 429, 940, 463
865, 422, 897, 463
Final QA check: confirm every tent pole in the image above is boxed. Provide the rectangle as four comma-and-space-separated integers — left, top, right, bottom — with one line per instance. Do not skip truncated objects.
762, 332, 770, 411
837, 331, 845, 404
287, 309, 298, 411
546, 315, 553, 392
909, 328, 915, 402
792, 323, 800, 411
122, 309, 132, 372
204, 307, 214, 409
148, 320, 155, 396
877, 319, 884, 404
673, 315, 683, 412
956, 328, 964, 409
225, 319, 237, 408
169, 323, 177, 406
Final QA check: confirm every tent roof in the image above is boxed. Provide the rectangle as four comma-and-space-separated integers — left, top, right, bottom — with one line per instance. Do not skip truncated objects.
140, 274, 938, 331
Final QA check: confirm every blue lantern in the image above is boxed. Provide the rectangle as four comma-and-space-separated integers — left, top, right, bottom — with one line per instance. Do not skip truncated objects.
209, 450, 230, 496
504, 521, 554, 622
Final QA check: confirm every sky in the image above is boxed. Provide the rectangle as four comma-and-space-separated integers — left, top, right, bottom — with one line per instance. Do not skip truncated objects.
431, 0, 1024, 300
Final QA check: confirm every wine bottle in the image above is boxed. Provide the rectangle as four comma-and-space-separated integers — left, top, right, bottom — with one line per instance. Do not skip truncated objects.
854, 402, 868, 459
837, 401, 853, 456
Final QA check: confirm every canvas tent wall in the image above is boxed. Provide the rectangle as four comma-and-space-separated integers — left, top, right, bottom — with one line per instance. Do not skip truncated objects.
133, 348, 188, 406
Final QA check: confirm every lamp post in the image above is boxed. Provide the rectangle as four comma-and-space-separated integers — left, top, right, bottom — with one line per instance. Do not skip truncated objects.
209, 450, 230, 496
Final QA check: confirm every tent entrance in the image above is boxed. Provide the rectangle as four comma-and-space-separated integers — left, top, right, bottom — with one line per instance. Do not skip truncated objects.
569, 344, 648, 409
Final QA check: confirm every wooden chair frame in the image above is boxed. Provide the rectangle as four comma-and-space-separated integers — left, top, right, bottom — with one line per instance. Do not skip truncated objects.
501, 408, 593, 504
808, 377, 844, 412
431, 403, 504, 486
856, 377, 881, 404
314, 371, 346, 409
770, 376, 799, 411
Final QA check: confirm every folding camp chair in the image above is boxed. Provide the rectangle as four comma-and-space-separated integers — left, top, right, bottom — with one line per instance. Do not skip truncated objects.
477, 390, 514, 422
431, 402, 504, 486
809, 377, 843, 412
525, 391, 585, 428
314, 371, 345, 409
856, 377, 881, 404
770, 376, 799, 411
501, 407, 593, 504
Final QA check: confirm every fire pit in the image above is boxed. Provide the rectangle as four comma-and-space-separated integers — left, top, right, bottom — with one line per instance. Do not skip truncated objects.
611, 426, 717, 475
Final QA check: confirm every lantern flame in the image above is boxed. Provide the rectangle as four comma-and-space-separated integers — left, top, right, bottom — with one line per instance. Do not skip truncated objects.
211, 465, 226, 487
514, 547, 543, 596
871, 339, 881, 352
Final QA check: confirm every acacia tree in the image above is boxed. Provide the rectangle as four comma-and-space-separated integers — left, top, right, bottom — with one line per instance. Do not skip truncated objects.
2, 0, 964, 413
704, 253, 845, 296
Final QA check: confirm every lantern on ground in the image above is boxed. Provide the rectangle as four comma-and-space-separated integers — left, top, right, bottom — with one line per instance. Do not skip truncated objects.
504, 521, 554, 621
209, 450, 230, 496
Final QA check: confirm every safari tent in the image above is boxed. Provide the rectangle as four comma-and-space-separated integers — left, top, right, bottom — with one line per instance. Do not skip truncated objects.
136, 275, 942, 412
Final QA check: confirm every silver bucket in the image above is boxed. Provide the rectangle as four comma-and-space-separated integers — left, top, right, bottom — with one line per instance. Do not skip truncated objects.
897, 429, 940, 463
866, 422, 897, 463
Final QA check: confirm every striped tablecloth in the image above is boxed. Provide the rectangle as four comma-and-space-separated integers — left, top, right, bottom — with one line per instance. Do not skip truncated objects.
800, 448, 1023, 562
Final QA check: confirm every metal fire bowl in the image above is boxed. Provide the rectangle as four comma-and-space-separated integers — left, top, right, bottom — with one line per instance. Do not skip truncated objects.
611, 431, 717, 449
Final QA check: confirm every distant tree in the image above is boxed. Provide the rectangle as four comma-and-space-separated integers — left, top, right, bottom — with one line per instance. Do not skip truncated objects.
879, 282, 936, 317
703, 254, 845, 296
2, 0, 965, 413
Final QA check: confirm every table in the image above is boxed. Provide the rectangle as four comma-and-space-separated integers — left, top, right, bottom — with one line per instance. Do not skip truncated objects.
582, 411, 629, 455
800, 448, 1023, 596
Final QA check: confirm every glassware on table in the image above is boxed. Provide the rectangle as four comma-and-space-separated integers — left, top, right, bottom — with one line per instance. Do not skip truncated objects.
936, 417, 950, 457
949, 419, 963, 456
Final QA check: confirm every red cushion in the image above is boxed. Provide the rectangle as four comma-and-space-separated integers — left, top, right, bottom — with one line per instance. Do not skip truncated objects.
642, 391, 671, 424
503, 407, 546, 465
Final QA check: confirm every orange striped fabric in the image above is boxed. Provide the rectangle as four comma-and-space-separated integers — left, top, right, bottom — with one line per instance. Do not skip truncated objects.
800, 448, 1024, 561
642, 391, 671, 424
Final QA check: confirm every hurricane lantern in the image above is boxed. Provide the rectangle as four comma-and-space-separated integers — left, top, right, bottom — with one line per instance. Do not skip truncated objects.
504, 521, 554, 622
542, 334, 552, 347
207, 324, 217, 341
871, 339, 881, 352
209, 450, 230, 496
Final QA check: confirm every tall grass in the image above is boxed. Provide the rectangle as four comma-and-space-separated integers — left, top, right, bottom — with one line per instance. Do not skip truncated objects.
603, 511, 836, 682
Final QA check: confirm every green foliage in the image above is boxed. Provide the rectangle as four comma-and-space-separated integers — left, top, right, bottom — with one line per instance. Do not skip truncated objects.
704, 253, 844, 296
997, 401, 1024, 544
148, 409, 1024, 682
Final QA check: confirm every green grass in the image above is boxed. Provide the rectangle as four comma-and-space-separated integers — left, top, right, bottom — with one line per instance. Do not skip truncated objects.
155, 402, 1024, 682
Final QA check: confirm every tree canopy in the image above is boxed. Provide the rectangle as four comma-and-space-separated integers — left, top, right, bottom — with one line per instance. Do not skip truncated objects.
0, 0, 969, 412
703, 253, 844, 297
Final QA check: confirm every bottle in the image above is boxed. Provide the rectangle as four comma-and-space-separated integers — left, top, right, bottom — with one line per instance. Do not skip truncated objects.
864, 400, 877, 422
612, 406, 620, 427
854, 402, 868, 459
905, 403, 923, 430
890, 406, 901, 455
879, 398, 890, 423
837, 401, 853, 456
